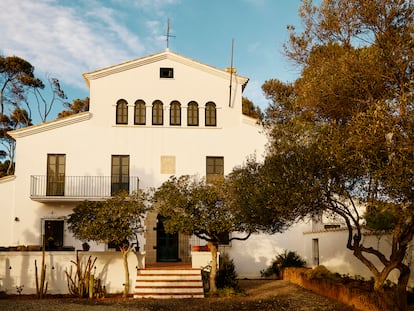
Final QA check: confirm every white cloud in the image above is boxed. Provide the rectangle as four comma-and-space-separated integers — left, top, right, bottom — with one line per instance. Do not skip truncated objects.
0, 0, 172, 91
112, 0, 180, 11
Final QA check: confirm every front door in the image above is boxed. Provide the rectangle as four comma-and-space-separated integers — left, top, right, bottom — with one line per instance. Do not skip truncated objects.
156, 216, 179, 262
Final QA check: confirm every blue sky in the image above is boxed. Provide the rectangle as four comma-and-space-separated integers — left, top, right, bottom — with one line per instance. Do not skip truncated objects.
0, 0, 306, 121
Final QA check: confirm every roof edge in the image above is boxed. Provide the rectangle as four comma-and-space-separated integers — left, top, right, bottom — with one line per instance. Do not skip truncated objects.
83, 50, 249, 88
9, 112, 91, 139
0, 175, 16, 183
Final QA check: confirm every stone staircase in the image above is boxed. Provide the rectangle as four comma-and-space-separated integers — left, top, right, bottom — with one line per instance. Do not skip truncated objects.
133, 267, 204, 298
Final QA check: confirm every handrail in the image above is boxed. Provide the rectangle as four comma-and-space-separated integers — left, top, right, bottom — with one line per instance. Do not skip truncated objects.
30, 175, 140, 198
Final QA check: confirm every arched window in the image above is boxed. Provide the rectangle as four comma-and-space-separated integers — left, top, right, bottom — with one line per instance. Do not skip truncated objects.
116, 99, 128, 124
152, 100, 163, 125
134, 100, 146, 125
170, 101, 181, 126
205, 102, 216, 126
187, 101, 199, 126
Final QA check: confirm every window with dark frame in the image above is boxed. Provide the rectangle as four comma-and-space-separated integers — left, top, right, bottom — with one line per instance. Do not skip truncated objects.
111, 155, 130, 195
116, 99, 128, 124
160, 67, 174, 78
187, 101, 199, 126
170, 101, 181, 126
46, 154, 65, 196
205, 102, 216, 126
206, 156, 224, 183
44, 219, 64, 250
152, 100, 164, 125
134, 100, 146, 125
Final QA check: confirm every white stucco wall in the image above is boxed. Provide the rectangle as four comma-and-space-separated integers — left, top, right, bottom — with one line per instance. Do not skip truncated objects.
0, 177, 16, 246
0, 251, 145, 294
224, 220, 414, 288
0, 50, 267, 251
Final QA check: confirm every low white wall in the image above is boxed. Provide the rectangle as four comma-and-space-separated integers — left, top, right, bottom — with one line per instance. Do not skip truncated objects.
221, 223, 414, 288
225, 222, 310, 279
191, 251, 219, 269
0, 251, 145, 295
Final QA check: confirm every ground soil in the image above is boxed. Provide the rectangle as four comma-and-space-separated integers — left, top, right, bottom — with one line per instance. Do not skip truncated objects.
0, 279, 356, 311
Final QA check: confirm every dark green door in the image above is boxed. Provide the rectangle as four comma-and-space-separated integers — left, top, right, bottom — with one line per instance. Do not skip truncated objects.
156, 216, 179, 262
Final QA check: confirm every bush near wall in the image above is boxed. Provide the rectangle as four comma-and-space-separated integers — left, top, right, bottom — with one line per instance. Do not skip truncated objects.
282, 267, 391, 311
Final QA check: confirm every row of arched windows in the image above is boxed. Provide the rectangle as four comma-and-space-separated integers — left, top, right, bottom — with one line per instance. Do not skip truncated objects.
116, 100, 217, 127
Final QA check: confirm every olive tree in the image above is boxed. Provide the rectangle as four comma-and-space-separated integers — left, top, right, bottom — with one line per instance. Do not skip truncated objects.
260, 1, 414, 309
67, 191, 149, 297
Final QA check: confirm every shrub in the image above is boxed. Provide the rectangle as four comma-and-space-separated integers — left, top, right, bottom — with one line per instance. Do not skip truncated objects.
215, 253, 241, 292
305, 265, 340, 281
261, 250, 306, 278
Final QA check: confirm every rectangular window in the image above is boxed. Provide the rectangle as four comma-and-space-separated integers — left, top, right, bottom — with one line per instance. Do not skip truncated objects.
206, 156, 224, 183
312, 238, 320, 266
111, 155, 130, 195
160, 67, 174, 78
44, 219, 64, 250
46, 154, 65, 196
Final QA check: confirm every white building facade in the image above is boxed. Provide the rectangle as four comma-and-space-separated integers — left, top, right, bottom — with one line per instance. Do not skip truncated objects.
0, 50, 412, 294
0, 50, 268, 289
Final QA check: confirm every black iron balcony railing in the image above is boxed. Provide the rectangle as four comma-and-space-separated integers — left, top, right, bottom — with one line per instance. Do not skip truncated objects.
30, 175, 140, 201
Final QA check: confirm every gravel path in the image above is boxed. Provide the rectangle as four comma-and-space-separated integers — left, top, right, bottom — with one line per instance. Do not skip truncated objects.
0, 280, 355, 311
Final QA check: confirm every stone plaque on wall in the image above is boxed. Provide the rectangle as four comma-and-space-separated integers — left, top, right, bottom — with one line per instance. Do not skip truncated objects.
160, 156, 176, 174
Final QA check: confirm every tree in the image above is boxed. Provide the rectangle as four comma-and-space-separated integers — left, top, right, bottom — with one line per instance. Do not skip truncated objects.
58, 97, 89, 118
153, 175, 255, 293
0, 55, 44, 116
153, 171, 305, 293
30, 76, 68, 122
67, 191, 149, 298
261, 0, 414, 309
0, 55, 42, 175
0, 55, 67, 175
242, 97, 262, 119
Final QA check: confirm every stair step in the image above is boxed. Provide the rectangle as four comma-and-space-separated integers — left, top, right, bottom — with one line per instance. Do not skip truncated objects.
134, 268, 204, 299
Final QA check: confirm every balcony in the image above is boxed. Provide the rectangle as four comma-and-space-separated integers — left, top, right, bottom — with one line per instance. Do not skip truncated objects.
30, 175, 140, 202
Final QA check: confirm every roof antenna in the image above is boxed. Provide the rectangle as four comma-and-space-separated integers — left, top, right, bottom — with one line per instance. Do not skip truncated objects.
228, 38, 235, 107
165, 19, 175, 50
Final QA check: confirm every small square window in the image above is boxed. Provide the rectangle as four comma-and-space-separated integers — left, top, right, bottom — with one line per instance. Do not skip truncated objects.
160, 67, 174, 78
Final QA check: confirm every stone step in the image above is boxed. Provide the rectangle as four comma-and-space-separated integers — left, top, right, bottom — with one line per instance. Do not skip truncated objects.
133, 268, 204, 299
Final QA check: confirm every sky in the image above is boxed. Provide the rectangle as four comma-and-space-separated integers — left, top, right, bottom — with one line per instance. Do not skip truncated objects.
0, 0, 306, 121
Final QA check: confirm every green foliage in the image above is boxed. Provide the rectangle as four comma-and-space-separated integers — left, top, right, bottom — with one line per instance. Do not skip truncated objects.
153, 175, 246, 244
67, 191, 148, 247
305, 266, 339, 281
242, 97, 262, 119
215, 253, 240, 292
153, 175, 260, 293
261, 0, 414, 309
260, 250, 306, 278
0, 55, 67, 176
227, 157, 309, 234
364, 202, 399, 231
58, 97, 89, 118
67, 191, 149, 298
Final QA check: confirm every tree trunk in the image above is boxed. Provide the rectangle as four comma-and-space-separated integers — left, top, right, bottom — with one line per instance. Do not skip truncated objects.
395, 265, 410, 311
208, 242, 218, 293
121, 247, 130, 298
